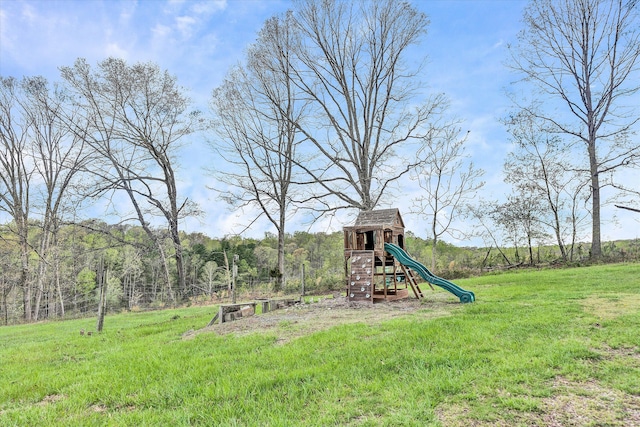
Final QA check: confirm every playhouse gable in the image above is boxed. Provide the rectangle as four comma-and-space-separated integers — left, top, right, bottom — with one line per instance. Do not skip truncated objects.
353, 208, 404, 229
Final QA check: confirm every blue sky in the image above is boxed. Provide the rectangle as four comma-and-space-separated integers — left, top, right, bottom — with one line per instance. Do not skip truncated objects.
1, 0, 638, 245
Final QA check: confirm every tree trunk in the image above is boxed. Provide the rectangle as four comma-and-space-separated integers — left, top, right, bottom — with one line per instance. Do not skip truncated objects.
547, 193, 567, 261
33, 227, 51, 321
2, 286, 8, 325
481, 247, 492, 269
223, 250, 231, 297
232, 255, 238, 304
168, 199, 186, 300
588, 139, 602, 259
20, 227, 31, 322
55, 256, 64, 318
276, 215, 286, 293
157, 242, 174, 304
431, 238, 437, 273
431, 212, 438, 272
173, 230, 186, 300
96, 265, 107, 333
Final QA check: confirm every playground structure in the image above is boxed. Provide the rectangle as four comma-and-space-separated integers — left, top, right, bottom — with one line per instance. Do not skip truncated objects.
343, 209, 475, 303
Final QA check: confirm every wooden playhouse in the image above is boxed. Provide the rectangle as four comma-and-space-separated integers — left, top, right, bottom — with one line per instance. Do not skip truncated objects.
343, 208, 416, 302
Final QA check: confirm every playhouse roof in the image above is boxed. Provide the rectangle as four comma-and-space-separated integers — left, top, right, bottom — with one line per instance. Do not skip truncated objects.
352, 208, 404, 229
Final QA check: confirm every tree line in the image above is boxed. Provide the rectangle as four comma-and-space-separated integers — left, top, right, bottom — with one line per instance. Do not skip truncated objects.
0, 222, 345, 325
2, 217, 638, 325
1, 0, 639, 323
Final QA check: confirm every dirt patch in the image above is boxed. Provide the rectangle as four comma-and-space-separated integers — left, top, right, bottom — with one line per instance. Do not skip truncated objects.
542, 377, 640, 426
435, 377, 640, 427
186, 292, 457, 344
597, 344, 640, 361
37, 394, 65, 406
581, 294, 640, 320
435, 400, 538, 427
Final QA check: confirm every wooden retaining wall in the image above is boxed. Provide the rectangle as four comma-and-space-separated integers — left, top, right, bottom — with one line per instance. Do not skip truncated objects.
207, 297, 302, 326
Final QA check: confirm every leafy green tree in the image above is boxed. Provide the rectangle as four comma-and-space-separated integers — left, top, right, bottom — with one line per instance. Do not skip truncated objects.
76, 268, 96, 298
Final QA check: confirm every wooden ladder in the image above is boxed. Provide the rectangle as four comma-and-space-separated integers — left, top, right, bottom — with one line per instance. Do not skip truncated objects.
401, 265, 433, 299
400, 264, 434, 299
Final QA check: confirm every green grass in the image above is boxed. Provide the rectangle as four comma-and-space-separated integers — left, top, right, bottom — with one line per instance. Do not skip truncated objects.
1, 264, 639, 426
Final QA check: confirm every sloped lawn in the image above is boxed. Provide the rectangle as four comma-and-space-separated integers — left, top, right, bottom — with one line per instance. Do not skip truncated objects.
1, 263, 639, 426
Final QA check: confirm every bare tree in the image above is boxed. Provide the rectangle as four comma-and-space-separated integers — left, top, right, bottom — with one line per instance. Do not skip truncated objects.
411, 127, 484, 271
279, 0, 448, 215
611, 157, 640, 213
20, 77, 90, 320
494, 193, 548, 265
197, 260, 227, 298
509, 0, 640, 259
465, 202, 514, 267
0, 77, 33, 321
0, 257, 15, 325
503, 109, 591, 262
60, 58, 201, 302
120, 245, 143, 309
210, 13, 305, 292
615, 204, 640, 213
468, 195, 546, 267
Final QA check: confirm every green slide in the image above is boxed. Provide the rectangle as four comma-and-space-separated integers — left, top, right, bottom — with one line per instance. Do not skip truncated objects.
384, 243, 475, 303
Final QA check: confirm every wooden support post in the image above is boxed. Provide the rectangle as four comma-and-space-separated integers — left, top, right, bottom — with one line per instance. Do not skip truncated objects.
218, 304, 226, 324
96, 259, 107, 333
232, 255, 238, 304
206, 312, 219, 327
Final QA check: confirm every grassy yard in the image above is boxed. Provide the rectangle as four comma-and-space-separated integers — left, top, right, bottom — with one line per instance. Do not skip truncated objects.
1, 263, 639, 426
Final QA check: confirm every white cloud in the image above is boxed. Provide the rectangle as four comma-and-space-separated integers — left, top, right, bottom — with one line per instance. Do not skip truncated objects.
152, 23, 172, 39
119, 0, 138, 23
0, 9, 10, 50
192, 1, 227, 15
104, 42, 129, 59
20, 2, 37, 23
176, 15, 197, 38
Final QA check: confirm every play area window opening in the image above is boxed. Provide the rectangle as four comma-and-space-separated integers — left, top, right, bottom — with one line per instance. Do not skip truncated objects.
364, 230, 375, 250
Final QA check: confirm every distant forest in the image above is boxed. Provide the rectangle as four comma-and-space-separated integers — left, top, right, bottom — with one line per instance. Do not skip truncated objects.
2, 219, 638, 325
